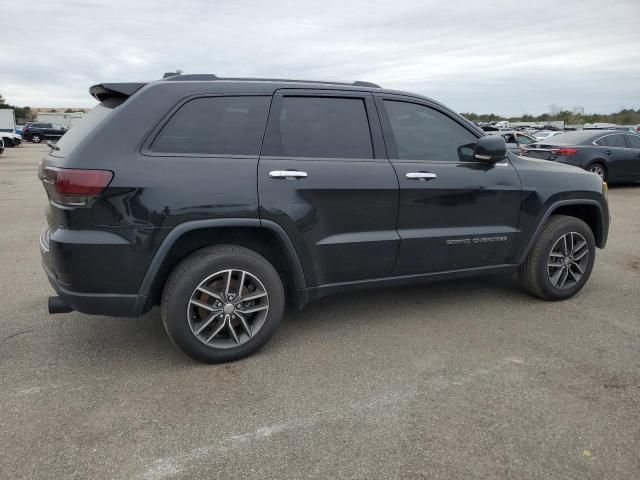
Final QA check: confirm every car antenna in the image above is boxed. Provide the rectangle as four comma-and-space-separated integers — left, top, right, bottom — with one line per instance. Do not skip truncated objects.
46, 140, 60, 151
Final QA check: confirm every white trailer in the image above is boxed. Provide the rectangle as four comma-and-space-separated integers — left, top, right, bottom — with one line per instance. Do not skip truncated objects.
0, 109, 16, 133
36, 111, 86, 129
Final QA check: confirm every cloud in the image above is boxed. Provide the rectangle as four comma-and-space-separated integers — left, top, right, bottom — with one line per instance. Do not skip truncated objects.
1, 0, 639, 115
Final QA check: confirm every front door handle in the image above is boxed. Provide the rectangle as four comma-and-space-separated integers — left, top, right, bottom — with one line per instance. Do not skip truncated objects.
406, 172, 437, 180
269, 170, 308, 179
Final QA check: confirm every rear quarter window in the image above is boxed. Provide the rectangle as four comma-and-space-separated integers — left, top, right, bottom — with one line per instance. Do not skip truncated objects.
150, 96, 270, 156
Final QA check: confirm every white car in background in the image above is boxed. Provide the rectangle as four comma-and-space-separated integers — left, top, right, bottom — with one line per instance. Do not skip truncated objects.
0, 131, 22, 147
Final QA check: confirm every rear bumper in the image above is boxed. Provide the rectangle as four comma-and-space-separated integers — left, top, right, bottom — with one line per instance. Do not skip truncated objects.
43, 261, 143, 316
40, 227, 149, 317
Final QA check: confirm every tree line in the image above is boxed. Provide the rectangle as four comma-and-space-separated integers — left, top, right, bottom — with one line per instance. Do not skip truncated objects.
461, 106, 640, 125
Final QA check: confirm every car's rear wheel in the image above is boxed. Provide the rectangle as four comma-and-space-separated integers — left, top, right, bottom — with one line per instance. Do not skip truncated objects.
161, 245, 285, 363
518, 215, 596, 300
2, 137, 13, 147
31, 134, 42, 143
588, 162, 606, 181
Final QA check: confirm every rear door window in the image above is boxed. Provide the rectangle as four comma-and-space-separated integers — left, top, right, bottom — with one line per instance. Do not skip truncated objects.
278, 96, 373, 159
599, 134, 627, 148
151, 96, 270, 156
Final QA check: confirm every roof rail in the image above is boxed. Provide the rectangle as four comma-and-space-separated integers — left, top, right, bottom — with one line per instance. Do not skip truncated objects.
160, 74, 381, 88
163, 74, 218, 81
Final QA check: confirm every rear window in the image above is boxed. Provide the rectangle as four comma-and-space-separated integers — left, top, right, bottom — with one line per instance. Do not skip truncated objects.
151, 96, 270, 156
279, 97, 373, 159
53, 97, 124, 157
539, 131, 600, 145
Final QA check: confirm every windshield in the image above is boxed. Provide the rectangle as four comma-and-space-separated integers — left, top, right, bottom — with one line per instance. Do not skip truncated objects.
52, 97, 124, 157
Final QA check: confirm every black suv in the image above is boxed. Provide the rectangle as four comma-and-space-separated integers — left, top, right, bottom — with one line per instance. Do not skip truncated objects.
24, 122, 67, 143
39, 75, 609, 363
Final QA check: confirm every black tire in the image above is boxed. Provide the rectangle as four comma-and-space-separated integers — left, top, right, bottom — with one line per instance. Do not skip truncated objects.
31, 134, 42, 143
587, 161, 607, 182
518, 215, 596, 300
2, 137, 12, 147
161, 245, 285, 363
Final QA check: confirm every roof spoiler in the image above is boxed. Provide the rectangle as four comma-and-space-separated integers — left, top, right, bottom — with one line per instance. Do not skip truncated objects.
89, 82, 147, 102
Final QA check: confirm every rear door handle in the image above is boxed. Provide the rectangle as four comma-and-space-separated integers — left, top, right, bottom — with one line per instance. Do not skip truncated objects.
406, 172, 437, 180
269, 170, 308, 179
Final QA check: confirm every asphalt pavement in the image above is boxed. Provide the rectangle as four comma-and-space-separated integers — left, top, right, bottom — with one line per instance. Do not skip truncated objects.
1, 144, 638, 479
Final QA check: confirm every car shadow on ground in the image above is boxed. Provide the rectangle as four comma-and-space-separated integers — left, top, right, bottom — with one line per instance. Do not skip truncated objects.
44, 274, 526, 367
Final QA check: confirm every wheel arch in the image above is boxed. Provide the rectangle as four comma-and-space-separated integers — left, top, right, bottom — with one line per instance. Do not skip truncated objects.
517, 200, 607, 265
135, 219, 307, 314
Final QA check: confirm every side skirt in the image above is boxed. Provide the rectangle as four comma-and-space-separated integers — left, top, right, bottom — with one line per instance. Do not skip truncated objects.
301, 264, 519, 304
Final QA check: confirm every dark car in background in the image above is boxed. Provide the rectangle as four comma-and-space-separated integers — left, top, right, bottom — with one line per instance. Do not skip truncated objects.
23, 122, 67, 143
523, 130, 640, 182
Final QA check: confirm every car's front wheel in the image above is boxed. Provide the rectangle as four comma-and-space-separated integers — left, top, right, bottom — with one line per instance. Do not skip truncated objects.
31, 134, 42, 143
161, 245, 285, 363
518, 215, 596, 300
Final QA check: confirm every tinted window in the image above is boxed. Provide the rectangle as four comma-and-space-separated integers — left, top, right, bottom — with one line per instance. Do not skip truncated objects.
627, 134, 640, 149
600, 134, 627, 148
279, 97, 373, 158
502, 133, 517, 143
384, 100, 477, 161
151, 96, 270, 155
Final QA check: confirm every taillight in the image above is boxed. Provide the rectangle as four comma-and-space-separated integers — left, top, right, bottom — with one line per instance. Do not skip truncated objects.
557, 148, 578, 156
40, 167, 113, 207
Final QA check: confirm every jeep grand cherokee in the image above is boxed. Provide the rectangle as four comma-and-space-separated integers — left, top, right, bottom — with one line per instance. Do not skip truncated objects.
39, 74, 609, 363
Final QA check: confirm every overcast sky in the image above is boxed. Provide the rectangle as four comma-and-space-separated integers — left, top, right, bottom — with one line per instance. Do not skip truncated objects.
2, 0, 639, 115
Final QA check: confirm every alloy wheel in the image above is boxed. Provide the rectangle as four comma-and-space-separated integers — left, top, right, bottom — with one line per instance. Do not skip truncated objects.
187, 269, 269, 349
547, 232, 589, 290
589, 165, 605, 180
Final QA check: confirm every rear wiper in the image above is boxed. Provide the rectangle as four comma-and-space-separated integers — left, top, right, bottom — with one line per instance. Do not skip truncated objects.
46, 141, 60, 151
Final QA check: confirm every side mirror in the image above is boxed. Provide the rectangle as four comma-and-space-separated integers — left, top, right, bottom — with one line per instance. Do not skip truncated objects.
474, 135, 507, 163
